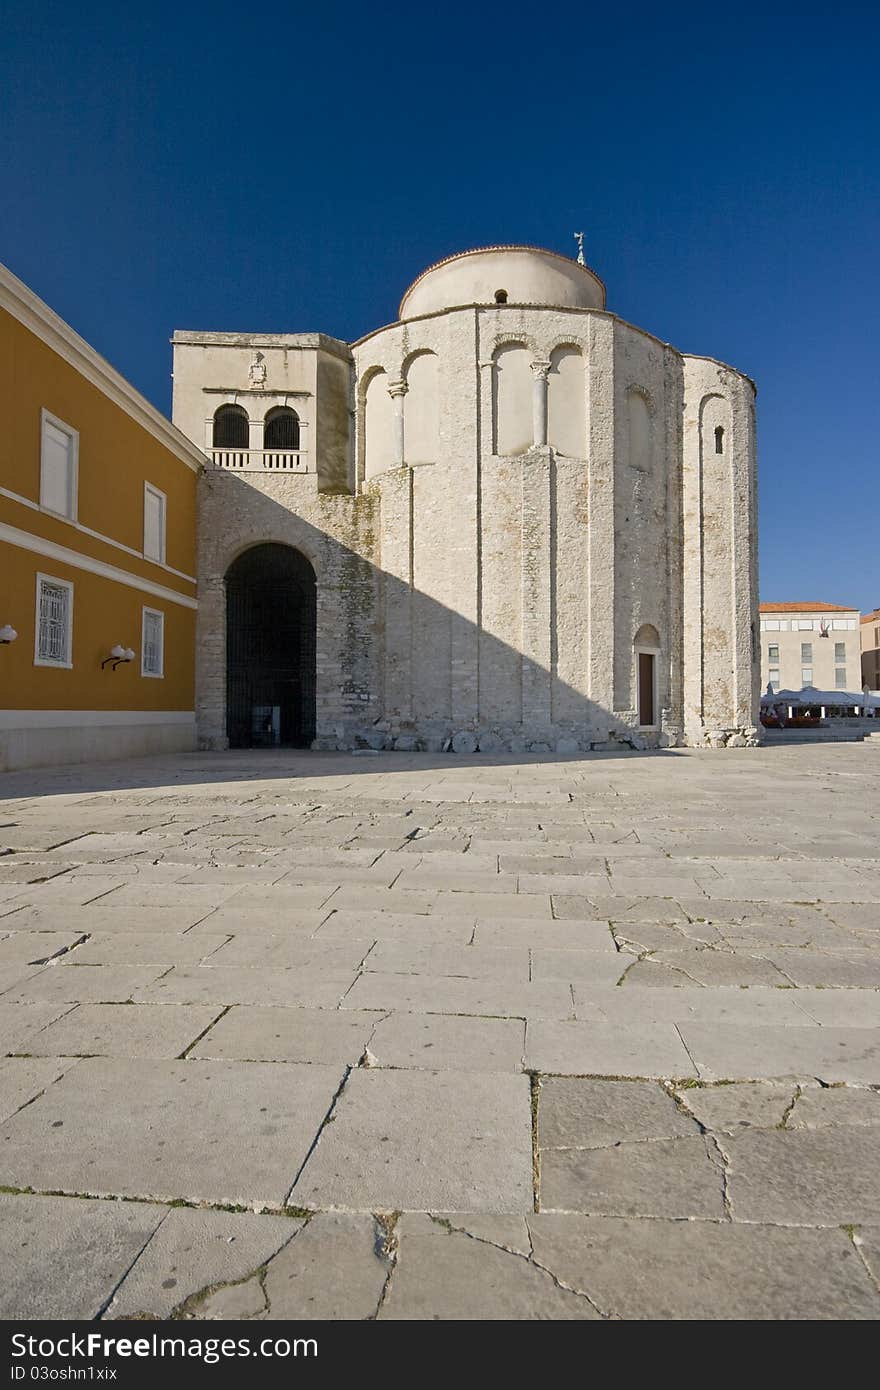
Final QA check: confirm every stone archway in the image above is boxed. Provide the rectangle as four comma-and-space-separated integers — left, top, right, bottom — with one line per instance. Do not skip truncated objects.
224, 543, 317, 748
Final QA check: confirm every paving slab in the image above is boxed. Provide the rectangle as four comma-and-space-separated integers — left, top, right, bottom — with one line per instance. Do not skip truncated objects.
107, 1208, 302, 1319
538, 1077, 699, 1148
291, 1069, 533, 1212
525, 1019, 697, 1078
21, 1003, 224, 1059
0, 1192, 165, 1320
527, 1214, 880, 1319
726, 1124, 880, 1224
315, 909, 475, 944
342, 972, 575, 1020
2, 964, 168, 1004
260, 1213, 389, 1320
0, 1001, 73, 1053
380, 1214, 597, 1320
0, 1057, 75, 1122
190, 1005, 379, 1064
539, 1134, 724, 1217
680, 1022, 880, 1084
673, 1080, 795, 1134
0, 1058, 345, 1206
576, 984, 816, 1027
368, 1011, 525, 1072
788, 1086, 880, 1129
136, 965, 358, 1008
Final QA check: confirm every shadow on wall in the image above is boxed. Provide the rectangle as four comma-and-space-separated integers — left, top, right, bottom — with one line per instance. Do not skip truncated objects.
196, 470, 690, 758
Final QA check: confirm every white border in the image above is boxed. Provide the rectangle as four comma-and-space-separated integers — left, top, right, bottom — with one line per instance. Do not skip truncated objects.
1, 522, 198, 610
143, 482, 167, 564
0, 710, 194, 729
33, 571, 74, 669
39, 409, 79, 522
141, 605, 165, 678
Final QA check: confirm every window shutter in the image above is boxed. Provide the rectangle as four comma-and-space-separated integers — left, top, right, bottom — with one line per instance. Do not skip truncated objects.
41, 422, 73, 516
144, 489, 165, 561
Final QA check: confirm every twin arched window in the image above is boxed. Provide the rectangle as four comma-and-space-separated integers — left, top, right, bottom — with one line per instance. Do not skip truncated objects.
212, 405, 300, 451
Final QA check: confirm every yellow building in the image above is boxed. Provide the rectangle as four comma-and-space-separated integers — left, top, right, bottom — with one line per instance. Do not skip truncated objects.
0, 264, 204, 771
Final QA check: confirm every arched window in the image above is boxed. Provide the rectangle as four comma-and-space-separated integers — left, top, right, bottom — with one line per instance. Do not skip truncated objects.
494, 289, 508, 304
213, 405, 249, 449
714, 425, 724, 454
264, 407, 300, 451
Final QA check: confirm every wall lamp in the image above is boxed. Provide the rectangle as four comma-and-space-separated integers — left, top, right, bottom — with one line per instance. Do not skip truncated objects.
0, 625, 18, 645
102, 644, 135, 671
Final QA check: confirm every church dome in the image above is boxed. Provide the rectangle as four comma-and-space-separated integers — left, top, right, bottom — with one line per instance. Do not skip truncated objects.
399, 245, 606, 320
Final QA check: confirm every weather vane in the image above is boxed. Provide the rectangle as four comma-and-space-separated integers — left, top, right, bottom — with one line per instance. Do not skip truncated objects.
573, 231, 585, 265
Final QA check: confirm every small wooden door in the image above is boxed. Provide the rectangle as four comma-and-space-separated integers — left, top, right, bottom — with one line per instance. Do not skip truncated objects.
638, 652, 655, 726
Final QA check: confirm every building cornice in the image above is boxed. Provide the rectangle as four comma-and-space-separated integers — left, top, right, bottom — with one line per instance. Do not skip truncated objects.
0, 263, 207, 474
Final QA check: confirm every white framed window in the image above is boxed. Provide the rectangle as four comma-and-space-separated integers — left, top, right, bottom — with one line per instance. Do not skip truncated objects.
797, 620, 814, 630
141, 607, 164, 677
835, 642, 846, 661
34, 573, 73, 668
835, 667, 847, 689
768, 644, 779, 661
143, 483, 167, 563
762, 619, 780, 631
40, 410, 78, 520
801, 667, 813, 686
768, 668, 780, 692
801, 642, 813, 662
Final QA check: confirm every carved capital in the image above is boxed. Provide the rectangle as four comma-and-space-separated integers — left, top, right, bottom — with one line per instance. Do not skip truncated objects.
387, 380, 408, 399
530, 360, 551, 381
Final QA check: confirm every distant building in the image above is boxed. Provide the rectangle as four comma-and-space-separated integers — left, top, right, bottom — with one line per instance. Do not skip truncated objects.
0, 265, 203, 772
759, 602, 861, 694
861, 609, 880, 692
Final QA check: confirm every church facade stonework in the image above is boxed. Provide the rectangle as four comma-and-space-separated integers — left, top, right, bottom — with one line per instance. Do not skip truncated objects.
172, 245, 759, 754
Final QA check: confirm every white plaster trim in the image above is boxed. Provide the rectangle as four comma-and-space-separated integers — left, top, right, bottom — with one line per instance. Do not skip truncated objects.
0, 485, 197, 585
0, 263, 206, 473
0, 522, 198, 610
0, 709, 195, 729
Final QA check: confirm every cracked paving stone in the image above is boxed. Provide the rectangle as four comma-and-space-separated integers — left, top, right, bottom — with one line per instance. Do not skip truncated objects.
259, 1213, 389, 1320
623, 951, 789, 988
725, 1124, 880, 1224
788, 1086, 880, 1129
0, 1058, 346, 1206
431, 1213, 532, 1256
525, 1018, 697, 1078
193, 1274, 266, 1320
291, 1070, 533, 1213
538, 1078, 700, 1149
539, 1134, 725, 1218
108, 1209, 301, 1319
0, 1192, 165, 1320
21, 1003, 225, 1060
379, 1214, 599, 1319
672, 1081, 795, 1134
527, 1214, 880, 1319
0, 1057, 76, 1123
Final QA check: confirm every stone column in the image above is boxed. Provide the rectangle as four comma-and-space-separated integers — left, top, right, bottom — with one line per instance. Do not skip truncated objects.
531, 361, 550, 448
389, 380, 407, 467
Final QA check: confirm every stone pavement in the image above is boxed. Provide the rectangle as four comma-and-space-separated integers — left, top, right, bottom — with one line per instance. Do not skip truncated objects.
0, 742, 879, 1320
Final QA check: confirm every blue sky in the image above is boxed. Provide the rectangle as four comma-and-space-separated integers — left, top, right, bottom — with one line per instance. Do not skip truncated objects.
2, 2, 878, 609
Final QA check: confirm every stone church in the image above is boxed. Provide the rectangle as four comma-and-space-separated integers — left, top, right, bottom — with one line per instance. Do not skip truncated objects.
171, 244, 759, 755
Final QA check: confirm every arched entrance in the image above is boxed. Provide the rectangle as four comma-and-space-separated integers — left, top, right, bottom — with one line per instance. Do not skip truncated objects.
225, 544, 316, 748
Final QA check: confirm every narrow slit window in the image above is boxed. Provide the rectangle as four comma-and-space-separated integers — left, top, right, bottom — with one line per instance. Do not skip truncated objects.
714, 425, 724, 454
142, 607, 164, 678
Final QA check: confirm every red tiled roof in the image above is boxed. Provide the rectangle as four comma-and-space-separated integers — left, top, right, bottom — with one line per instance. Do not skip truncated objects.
862, 609, 880, 623
759, 602, 857, 613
